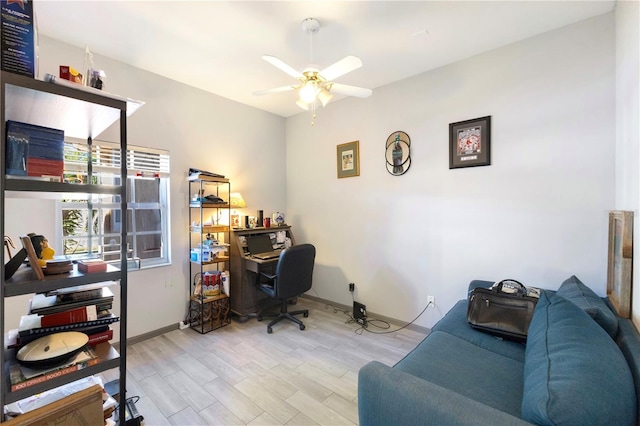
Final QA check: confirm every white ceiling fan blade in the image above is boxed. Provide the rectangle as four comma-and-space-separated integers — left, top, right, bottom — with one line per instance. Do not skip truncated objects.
262, 55, 303, 79
320, 56, 363, 81
330, 83, 372, 98
253, 85, 296, 96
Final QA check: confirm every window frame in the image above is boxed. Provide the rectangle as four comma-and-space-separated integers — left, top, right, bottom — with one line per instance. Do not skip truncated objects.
56, 139, 171, 270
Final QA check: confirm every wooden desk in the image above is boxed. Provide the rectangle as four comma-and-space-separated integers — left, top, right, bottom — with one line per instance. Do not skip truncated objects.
229, 226, 295, 321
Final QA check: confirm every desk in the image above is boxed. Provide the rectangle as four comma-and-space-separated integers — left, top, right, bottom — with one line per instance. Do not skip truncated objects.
229, 226, 295, 321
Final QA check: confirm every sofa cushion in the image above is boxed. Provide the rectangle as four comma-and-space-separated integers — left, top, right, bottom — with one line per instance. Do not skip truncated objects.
431, 299, 526, 362
396, 331, 525, 418
522, 291, 636, 426
556, 275, 618, 338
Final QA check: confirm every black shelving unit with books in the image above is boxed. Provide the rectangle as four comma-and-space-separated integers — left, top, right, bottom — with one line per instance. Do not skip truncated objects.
0, 71, 142, 424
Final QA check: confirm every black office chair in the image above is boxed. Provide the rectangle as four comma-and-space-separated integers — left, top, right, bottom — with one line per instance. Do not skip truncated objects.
257, 244, 316, 334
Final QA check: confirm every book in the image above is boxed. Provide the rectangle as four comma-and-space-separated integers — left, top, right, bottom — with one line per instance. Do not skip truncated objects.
188, 167, 225, 180
77, 259, 107, 273
9, 346, 99, 392
19, 314, 120, 338
87, 328, 113, 346
9, 325, 111, 348
40, 305, 98, 328
31, 287, 114, 316
56, 287, 105, 303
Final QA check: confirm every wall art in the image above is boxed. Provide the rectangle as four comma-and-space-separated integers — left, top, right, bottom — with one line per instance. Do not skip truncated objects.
337, 141, 360, 179
449, 116, 491, 169
385, 131, 411, 176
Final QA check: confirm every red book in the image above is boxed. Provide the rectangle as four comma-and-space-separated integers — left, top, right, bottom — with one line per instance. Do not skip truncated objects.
40, 305, 97, 328
87, 328, 113, 346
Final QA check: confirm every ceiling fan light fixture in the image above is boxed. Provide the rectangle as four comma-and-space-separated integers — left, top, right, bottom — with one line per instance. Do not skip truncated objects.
317, 88, 333, 107
299, 80, 319, 103
256, 16, 371, 125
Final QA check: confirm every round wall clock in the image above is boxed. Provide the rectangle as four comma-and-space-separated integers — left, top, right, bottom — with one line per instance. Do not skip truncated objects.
385, 131, 411, 176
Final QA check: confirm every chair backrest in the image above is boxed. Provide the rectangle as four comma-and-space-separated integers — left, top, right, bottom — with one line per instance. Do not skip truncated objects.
274, 244, 316, 299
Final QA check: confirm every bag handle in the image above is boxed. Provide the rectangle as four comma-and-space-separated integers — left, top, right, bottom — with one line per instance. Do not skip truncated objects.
493, 279, 526, 296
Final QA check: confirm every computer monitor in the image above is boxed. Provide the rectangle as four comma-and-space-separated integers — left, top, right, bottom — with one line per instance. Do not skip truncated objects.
246, 234, 273, 255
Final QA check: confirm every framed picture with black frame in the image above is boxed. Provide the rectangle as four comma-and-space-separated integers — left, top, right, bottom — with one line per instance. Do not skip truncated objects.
449, 116, 491, 169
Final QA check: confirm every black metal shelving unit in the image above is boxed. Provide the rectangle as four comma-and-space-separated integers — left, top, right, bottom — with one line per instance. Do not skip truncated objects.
188, 176, 231, 333
0, 71, 142, 424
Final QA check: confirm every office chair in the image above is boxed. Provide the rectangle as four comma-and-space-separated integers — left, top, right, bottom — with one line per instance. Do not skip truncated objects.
256, 244, 316, 334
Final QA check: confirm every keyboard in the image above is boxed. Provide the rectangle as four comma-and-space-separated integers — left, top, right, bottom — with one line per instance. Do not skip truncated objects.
253, 250, 282, 260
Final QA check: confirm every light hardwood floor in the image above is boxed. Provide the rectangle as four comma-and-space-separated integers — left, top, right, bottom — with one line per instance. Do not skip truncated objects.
114, 298, 427, 426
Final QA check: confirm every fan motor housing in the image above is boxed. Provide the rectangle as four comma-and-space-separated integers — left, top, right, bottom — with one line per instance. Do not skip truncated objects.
302, 18, 320, 34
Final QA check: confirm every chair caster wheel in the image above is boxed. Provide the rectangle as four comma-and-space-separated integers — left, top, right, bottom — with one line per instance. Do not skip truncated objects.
303, 312, 309, 318
300, 324, 305, 331
267, 326, 273, 334
257, 315, 263, 321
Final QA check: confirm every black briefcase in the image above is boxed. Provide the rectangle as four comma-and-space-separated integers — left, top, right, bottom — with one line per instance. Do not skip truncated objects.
466, 279, 539, 342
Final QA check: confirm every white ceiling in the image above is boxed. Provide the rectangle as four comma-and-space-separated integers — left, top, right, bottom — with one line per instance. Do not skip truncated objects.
34, 1, 615, 118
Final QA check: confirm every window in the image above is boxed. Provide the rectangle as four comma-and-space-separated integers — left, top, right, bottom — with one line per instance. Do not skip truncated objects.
58, 139, 171, 269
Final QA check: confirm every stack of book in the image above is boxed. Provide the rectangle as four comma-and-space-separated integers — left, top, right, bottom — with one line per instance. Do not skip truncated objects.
9, 346, 100, 392
14, 286, 118, 349
7, 285, 120, 392
6, 120, 64, 180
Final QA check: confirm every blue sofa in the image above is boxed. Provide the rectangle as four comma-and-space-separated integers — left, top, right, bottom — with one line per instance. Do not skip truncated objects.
358, 276, 640, 425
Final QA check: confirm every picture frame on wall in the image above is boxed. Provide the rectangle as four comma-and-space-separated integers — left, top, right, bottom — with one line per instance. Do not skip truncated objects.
337, 141, 360, 179
607, 210, 633, 319
449, 116, 491, 169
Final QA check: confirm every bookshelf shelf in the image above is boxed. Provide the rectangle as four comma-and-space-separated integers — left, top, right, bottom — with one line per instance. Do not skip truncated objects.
3, 342, 119, 404
4, 264, 120, 297
0, 70, 137, 424
4, 179, 121, 194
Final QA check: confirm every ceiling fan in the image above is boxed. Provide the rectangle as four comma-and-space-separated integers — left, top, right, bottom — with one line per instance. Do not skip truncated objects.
253, 18, 372, 122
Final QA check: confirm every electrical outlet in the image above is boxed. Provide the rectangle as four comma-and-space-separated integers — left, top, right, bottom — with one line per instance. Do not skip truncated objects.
349, 283, 355, 292
427, 296, 435, 306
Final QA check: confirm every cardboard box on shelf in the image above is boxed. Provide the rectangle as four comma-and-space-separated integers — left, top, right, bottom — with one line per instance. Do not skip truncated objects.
59, 65, 82, 83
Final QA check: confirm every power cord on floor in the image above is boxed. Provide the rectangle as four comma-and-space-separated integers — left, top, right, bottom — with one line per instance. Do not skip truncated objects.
306, 287, 435, 334
114, 395, 143, 425
354, 300, 434, 335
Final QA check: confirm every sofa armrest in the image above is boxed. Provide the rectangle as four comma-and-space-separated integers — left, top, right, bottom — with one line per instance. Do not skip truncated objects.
358, 361, 532, 426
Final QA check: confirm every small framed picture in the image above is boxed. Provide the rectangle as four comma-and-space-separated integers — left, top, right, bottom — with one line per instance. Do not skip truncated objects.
230, 214, 240, 228
449, 116, 491, 169
337, 140, 360, 179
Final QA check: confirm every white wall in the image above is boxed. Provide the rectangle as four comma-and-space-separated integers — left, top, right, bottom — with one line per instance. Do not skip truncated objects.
5, 11, 628, 337
4, 36, 287, 338
286, 14, 616, 328
615, 0, 640, 328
